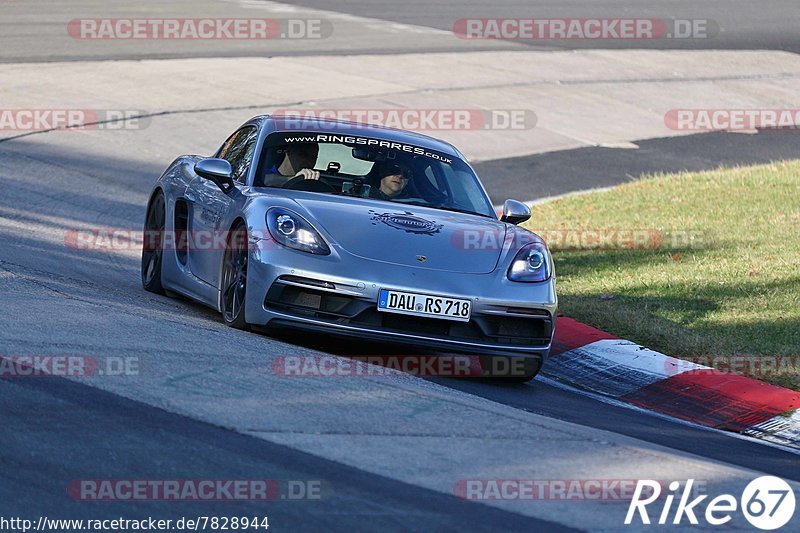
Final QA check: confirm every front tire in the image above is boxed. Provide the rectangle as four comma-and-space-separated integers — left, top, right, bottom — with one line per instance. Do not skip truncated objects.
220, 224, 250, 330
141, 192, 165, 294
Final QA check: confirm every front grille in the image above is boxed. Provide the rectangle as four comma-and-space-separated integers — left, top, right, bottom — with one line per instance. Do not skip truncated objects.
347, 310, 551, 346
480, 315, 551, 345
265, 282, 552, 347
265, 284, 371, 320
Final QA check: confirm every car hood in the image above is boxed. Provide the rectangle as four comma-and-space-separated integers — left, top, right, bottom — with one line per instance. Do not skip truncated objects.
291, 196, 508, 274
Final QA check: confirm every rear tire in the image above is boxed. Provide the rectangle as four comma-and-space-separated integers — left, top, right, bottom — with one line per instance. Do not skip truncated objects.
141, 192, 165, 294
220, 223, 250, 331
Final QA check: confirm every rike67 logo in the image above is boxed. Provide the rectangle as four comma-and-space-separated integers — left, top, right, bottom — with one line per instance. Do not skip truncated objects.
626, 477, 795, 530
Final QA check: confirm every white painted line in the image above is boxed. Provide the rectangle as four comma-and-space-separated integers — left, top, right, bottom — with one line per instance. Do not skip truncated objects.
495, 185, 618, 210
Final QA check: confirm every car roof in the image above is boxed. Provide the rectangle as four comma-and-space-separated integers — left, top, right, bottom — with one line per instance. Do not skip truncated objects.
251, 114, 463, 158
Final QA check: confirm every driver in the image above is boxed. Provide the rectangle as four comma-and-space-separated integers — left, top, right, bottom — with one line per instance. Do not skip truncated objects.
371, 163, 411, 201
263, 143, 320, 187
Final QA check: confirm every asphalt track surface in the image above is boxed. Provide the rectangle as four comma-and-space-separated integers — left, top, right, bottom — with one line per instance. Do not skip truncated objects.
0, 375, 567, 531
6, 0, 800, 200
283, 0, 800, 52
474, 129, 800, 203
1, 105, 799, 531
2, 0, 800, 530
4, 0, 800, 63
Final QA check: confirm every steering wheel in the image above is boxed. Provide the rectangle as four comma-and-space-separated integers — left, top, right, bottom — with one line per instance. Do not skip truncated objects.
282, 176, 336, 193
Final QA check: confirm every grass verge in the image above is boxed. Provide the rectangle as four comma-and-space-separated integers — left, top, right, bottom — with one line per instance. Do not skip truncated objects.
524, 160, 800, 390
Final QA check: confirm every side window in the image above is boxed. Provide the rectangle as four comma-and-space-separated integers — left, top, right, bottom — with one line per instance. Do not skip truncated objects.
219, 127, 258, 183
420, 163, 451, 201
424, 166, 439, 189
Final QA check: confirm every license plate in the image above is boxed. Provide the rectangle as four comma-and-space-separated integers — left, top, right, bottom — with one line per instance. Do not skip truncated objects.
377, 289, 471, 322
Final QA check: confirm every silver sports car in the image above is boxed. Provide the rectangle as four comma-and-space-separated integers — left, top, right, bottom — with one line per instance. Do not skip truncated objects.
141, 116, 556, 381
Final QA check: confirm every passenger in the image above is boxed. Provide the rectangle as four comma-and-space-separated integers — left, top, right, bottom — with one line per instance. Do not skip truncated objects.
371, 163, 411, 201
263, 143, 320, 187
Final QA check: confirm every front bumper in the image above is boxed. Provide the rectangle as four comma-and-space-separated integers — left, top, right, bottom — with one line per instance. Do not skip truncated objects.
244, 242, 557, 359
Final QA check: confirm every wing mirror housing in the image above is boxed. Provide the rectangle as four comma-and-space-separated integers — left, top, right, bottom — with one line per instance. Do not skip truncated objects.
500, 199, 531, 225
195, 158, 234, 193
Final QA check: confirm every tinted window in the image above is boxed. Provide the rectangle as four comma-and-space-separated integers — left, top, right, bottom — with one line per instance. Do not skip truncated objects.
254, 132, 496, 218
219, 126, 258, 183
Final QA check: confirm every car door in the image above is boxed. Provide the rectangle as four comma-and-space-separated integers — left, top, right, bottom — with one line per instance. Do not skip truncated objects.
186, 126, 258, 286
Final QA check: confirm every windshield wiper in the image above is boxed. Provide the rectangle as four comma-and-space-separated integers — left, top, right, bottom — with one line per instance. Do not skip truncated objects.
398, 201, 495, 219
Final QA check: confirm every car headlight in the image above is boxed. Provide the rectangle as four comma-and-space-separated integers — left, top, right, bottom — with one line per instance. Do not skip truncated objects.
507, 242, 551, 282
266, 208, 330, 255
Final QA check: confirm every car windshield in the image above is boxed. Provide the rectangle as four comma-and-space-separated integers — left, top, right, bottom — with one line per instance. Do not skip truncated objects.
255, 132, 497, 218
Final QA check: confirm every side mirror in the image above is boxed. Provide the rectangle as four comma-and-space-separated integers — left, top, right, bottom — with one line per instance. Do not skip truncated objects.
500, 199, 531, 225
195, 158, 234, 193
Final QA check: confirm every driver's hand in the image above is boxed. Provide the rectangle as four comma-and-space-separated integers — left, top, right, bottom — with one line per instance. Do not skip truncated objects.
293, 168, 320, 180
